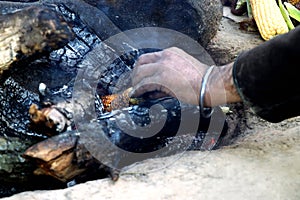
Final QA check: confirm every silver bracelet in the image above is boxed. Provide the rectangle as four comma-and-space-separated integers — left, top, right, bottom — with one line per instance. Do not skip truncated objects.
200, 66, 214, 118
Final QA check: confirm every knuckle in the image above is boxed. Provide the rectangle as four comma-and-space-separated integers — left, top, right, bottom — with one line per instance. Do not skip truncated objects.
168, 47, 180, 51
135, 55, 147, 65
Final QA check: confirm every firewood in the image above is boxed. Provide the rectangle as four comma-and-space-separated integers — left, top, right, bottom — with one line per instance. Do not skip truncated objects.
0, 6, 74, 75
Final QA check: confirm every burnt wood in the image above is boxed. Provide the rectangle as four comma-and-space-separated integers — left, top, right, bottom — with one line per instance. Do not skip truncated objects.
0, 6, 74, 75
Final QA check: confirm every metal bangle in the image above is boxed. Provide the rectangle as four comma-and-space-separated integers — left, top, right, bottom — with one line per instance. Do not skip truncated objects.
200, 66, 214, 118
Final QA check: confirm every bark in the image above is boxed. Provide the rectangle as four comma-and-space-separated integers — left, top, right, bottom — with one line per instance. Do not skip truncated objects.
22, 132, 119, 182
0, 6, 74, 75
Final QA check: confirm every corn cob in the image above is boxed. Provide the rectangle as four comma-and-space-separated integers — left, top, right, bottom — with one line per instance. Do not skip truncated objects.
101, 87, 141, 112
250, 0, 289, 40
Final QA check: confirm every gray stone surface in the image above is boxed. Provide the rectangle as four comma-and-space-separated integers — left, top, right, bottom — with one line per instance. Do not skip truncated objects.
3, 125, 300, 200
81, 0, 223, 46
0, 137, 33, 181
206, 7, 263, 65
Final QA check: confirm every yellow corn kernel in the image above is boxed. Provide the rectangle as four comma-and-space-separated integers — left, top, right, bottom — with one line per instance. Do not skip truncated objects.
250, 0, 289, 40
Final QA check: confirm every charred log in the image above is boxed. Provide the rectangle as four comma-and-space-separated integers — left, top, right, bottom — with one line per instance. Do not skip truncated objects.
22, 131, 120, 182
0, 6, 74, 75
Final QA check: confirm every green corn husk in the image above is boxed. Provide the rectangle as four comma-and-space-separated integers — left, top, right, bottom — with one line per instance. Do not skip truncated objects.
279, 0, 295, 30
285, 2, 300, 22
236, 0, 247, 9
245, 0, 252, 18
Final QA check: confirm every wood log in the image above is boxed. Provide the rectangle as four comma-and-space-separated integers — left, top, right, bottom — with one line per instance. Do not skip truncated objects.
22, 131, 119, 182
0, 5, 74, 75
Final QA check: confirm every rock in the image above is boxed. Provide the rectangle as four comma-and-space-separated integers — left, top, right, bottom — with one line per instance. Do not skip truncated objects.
0, 137, 33, 181
3, 126, 300, 200
206, 7, 264, 65
81, 0, 223, 46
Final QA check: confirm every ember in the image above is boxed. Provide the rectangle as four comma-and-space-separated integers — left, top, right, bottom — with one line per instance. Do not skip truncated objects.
101, 87, 142, 112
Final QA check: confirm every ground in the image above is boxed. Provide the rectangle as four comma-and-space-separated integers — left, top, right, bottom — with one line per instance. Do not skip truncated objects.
3, 122, 300, 200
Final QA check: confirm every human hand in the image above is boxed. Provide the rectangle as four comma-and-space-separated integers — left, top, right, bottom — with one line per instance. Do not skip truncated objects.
131, 47, 209, 105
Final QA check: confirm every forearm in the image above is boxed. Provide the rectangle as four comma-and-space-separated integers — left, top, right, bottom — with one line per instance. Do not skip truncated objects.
228, 26, 300, 122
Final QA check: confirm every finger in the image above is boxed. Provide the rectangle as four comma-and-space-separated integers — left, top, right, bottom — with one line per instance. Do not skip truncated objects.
134, 51, 163, 67
131, 63, 161, 86
131, 77, 172, 98
165, 47, 207, 73
132, 76, 176, 99
147, 91, 169, 99
131, 83, 159, 98
165, 47, 187, 54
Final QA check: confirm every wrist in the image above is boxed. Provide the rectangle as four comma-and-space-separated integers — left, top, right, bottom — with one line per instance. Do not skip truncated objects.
199, 66, 215, 117
203, 63, 241, 107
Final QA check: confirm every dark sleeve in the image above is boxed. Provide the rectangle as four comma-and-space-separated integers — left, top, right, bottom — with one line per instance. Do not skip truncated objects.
232, 26, 300, 123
